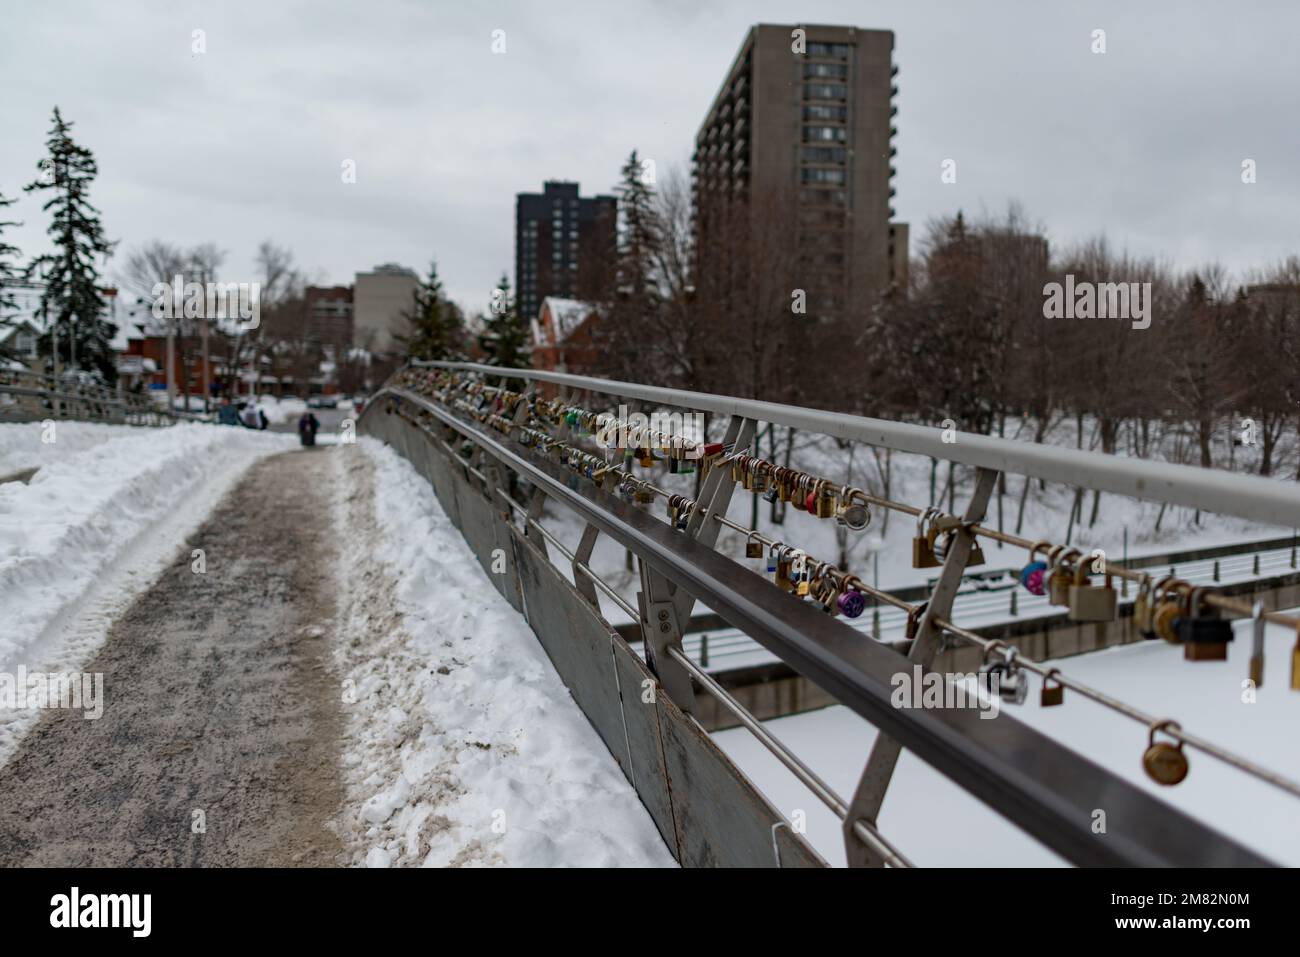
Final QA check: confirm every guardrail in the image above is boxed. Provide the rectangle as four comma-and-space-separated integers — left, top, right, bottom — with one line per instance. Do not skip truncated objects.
360, 360, 1299, 868
0, 368, 203, 426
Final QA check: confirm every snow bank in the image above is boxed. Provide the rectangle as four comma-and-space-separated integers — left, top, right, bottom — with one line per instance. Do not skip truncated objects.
331, 439, 674, 868
0, 422, 291, 669
0, 421, 131, 477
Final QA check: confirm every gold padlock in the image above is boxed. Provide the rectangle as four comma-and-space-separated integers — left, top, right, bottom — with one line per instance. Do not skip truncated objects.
912, 508, 940, 568
1142, 719, 1189, 786
1040, 668, 1065, 707
816, 482, 836, 519
745, 530, 763, 560
1152, 580, 1184, 644
1047, 547, 1080, 607
1133, 574, 1155, 637
1068, 558, 1117, 622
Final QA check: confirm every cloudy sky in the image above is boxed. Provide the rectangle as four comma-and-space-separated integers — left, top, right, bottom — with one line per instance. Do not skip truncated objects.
1, 0, 1296, 315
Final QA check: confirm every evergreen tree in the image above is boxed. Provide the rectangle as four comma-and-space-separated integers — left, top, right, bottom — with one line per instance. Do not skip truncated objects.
0, 190, 21, 358
477, 272, 530, 370
24, 107, 117, 381
615, 149, 661, 305
395, 259, 464, 361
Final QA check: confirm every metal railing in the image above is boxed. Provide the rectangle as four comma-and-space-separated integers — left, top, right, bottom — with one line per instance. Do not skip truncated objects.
0, 368, 203, 426
367, 360, 1299, 867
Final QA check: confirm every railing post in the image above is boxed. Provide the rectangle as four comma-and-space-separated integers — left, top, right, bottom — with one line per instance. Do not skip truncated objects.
842, 466, 999, 867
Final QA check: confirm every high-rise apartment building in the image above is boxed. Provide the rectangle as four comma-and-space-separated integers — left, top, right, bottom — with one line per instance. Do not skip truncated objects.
693, 24, 906, 317
515, 181, 616, 322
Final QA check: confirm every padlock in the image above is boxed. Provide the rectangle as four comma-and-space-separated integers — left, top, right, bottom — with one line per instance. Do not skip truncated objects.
1133, 574, 1156, 638
1068, 559, 1117, 622
835, 486, 871, 531
928, 514, 983, 568
1020, 540, 1050, 596
904, 601, 928, 640
981, 645, 1027, 705
837, 588, 866, 619
1178, 588, 1233, 660
1249, 601, 1266, 688
1047, 547, 1079, 607
815, 482, 836, 519
634, 482, 654, 505
1040, 668, 1065, 707
912, 508, 940, 568
745, 530, 764, 560
1142, 720, 1189, 786
1152, 580, 1184, 644
666, 495, 682, 526
751, 464, 768, 494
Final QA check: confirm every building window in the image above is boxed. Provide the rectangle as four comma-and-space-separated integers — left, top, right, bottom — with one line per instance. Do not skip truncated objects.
803, 104, 847, 122
802, 146, 847, 163
801, 167, 846, 185
804, 83, 847, 100
804, 62, 847, 79
803, 125, 847, 143
808, 41, 851, 57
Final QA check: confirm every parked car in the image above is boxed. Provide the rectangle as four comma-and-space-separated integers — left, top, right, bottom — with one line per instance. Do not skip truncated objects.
307, 394, 338, 409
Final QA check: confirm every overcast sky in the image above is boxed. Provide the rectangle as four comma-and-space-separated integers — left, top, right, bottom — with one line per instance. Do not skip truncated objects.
2, 0, 1296, 316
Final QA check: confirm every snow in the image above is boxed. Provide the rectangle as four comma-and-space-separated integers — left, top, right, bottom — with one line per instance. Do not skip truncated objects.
713, 610, 1300, 867
0, 420, 292, 764
251, 395, 308, 425
329, 438, 675, 868
0, 421, 131, 477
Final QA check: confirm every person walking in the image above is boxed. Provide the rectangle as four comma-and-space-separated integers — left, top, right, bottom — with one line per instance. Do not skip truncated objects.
298, 410, 320, 447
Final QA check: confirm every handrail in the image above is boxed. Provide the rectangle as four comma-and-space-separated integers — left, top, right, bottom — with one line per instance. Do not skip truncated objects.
416, 360, 1300, 528
371, 383, 1275, 868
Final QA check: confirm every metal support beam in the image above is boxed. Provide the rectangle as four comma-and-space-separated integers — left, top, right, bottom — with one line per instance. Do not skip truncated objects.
673, 415, 757, 625
842, 466, 999, 867
572, 522, 601, 609
638, 564, 696, 714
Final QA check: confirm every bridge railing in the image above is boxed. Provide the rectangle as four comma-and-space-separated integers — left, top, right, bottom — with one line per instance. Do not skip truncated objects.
0, 367, 204, 426
362, 359, 1300, 867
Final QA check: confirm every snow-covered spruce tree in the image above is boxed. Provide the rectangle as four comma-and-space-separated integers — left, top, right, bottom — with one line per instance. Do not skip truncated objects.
395, 259, 464, 361
24, 107, 117, 381
0, 190, 22, 357
477, 273, 530, 370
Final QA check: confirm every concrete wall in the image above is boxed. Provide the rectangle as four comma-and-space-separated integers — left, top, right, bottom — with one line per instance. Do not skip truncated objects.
361, 401, 827, 868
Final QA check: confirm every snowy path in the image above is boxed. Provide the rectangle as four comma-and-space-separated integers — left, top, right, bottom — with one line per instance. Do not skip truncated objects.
0, 448, 346, 866
0, 421, 673, 867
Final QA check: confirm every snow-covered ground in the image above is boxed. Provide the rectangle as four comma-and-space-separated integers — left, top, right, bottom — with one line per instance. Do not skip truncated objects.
253, 395, 308, 425
329, 438, 675, 868
714, 610, 1300, 867
0, 420, 292, 764
0, 420, 134, 477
